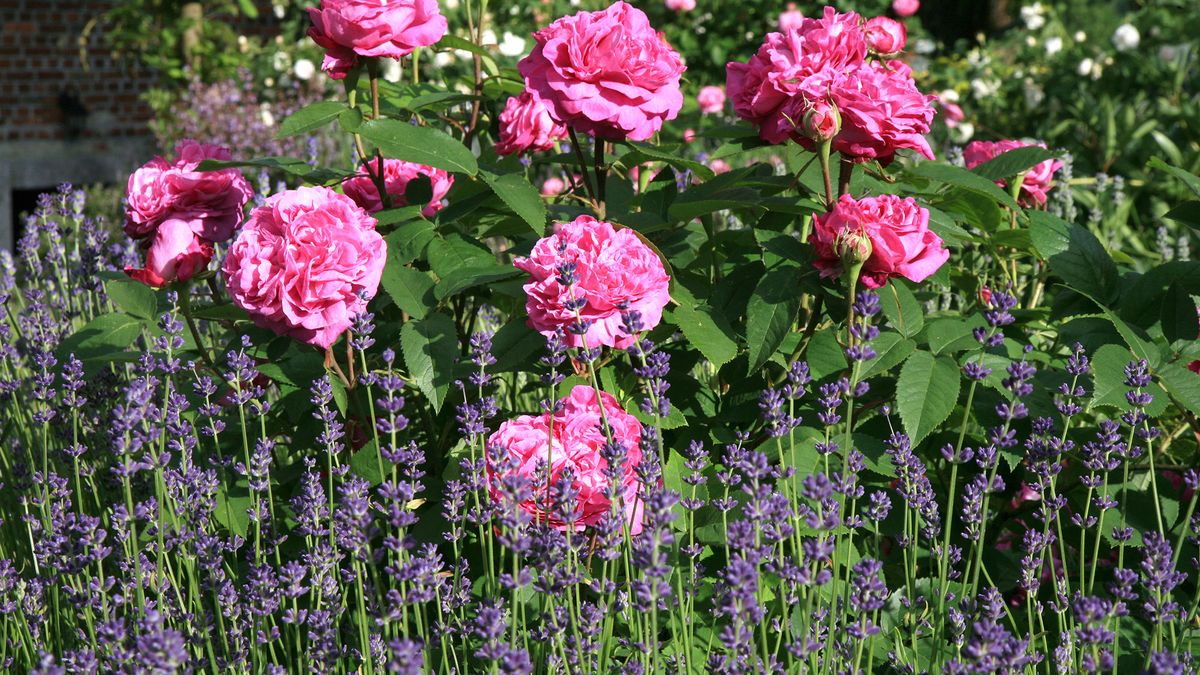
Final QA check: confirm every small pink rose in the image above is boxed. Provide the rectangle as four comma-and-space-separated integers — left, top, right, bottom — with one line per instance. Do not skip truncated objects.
941, 101, 964, 128
541, 176, 566, 196
964, 139, 1062, 207
778, 5, 804, 32
496, 90, 568, 157
665, 0, 695, 11
864, 17, 907, 56
892, 0, 920, 18
682, 128, 696, 143
710, 159, 731, 175
696, 85, 726, 115
342, 158, 454, 217
307, 0, 448, 79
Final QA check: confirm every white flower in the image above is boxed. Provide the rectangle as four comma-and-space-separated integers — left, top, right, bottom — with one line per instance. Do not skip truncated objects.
1112, 23, 1139, 52
939, 89, 960, 104
445, 0, 459, 8
260, 104, 275, 128
237, 35, 250, 53
434, 51, 456, 68
1023, 80, 1045, 108
914, 38, 936, 55
1158, 44, 1181, 63
1076, 57, 1094, 76
1074, 31, 1087, 42
271, 51, 290, 72
1025, 36, 1038, 48
381, 58, 402, 83
1020, 3, 1046, 30
970, 78, 1000, 99
293, 58, 316, 81
1044, 36, 1063, 55
481, 29, 497, 46
272, 3, 286, 19
950, 122, 975, 144
498, 32, 526, 57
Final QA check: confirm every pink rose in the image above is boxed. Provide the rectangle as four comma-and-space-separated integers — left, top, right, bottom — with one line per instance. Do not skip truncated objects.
496, 90, 569, 157
892, 0, 920, 17
307, 0, 448, 80
341, 157, 454, 217
518, 1, 685, 141
487, 385, 645, 533
810, 194, 949, 289
864, 17, 907, 56
800, 99, 841, 142
787, 60, 935, 165
778, 6, 804, 32
710, 159, 731, 175
541, 176, 566, 196
162, 140, 255, 242
124, 218, 213, 288
682, 128, 696, 143
124, 157, 175, 239
664, 0, 695, 11
726, 7, 867, 144
223, 186, 386, 349
940, 101, 964, 128
963, 140, 1062, 207
514, 215, 671, 350
696, 85, 726, 115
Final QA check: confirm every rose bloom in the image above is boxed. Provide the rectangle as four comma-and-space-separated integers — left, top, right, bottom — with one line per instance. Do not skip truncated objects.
892, 0, 920, 17
342, 157, 454, 217
518, 1, 685, 141
541, 176, 566, 196
864, 17, 906, 56
124, 157, 175, 239
710, 159, 731, 175
682, 127, 696, 143
223, 186, 386, 349
514, 215, 671, 350
496, 90, 568, 157
940, 100, 964, 128
810, 194, 949, 289
162, 140, 255, 242
487, 385, 645, 533
963, 139, 1063, 207
124, 219, 213, 288
778, 5, 804, 32
307, 0, 448, 79
787, 60, 935, 165
726, 7, 867, 144
664, 0, 694, 11
696, 85, 726, 115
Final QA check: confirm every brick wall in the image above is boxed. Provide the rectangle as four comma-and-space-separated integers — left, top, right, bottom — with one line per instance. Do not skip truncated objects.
0, 0, 282, 143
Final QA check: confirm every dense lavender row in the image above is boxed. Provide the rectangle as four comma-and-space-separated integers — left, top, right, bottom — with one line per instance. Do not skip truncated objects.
0, 185, 1195, 673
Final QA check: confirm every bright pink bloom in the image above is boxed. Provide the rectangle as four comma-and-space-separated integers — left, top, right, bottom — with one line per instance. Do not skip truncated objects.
682, 128, 696, 143
810, 194, 948, 289
162, 141, 255, 242
514, 215, 671, 350
864, 16, 906, 56
963, 140, 1063, 207
125, 219, 213, 288
1009, 481, 1042, 509
223, 186, 386, 349
541, 176, 566, 196
307, 0, 448, 79
710, 159, 731, 175
778, 5, 804, 32
665, 0, 695, 11
696, 85, 726, 115
124, 141, 252, 242
496, 90, 569, 156
726, 7, 867, 144
892, 0, 920, 17
518, 1, 685, 141
487, 385, 645, 534
787, 60, 935, 165
341, 157, 454, 217
940, 101, 964, 128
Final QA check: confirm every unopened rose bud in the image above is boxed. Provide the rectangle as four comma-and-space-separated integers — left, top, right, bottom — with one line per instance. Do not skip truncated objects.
864, 17, 907, 57
802, 101, 841, 143
834, 227, 872, 268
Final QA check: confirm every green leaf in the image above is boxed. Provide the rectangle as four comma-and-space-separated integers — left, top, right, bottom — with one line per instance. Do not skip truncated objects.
859, 333, 916, 379
104, 277, 157, 321
880, 281, 924, 338
745, 267, 801, 372
491, 321, 544, 374
969, 146, 1058, 181
1029, 211, 1118, 303
1163, 200, 1200, 230
380, 266, 436, 319
1157, 361, 1200, 414
276, 100, 346, 138
1160, 283, 1198, 343
189, 302, 249, 322
434, 266, 520, 300
479, 171, 547, 235
908, 161, 1020, 210
668, 167, 762, 221
1148, 157, 1200, 199
196, 157, 353, 185
806, 329, 847, 380
669, 303, 737, 368
400, 312, 459, 413
616, 142, 714, 181
358, 119, 478, 176
924, 317, 982, 354
895, 351, 961, 446
58, 313, 144, 361
385, 221, 436, 265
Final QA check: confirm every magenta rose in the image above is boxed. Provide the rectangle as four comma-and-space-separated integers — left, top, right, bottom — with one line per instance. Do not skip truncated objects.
726, 7, 867, 144
162, 140, 255, 242
540, 176, 566, 196
124, 157, 175, 239
892, 0, 920, 17
963, 140, 1063, 207
940, 100, 965, 128
342, 157, 454, 217
664, 0, 695, 11
696, 85, 726, 115
778, 6, 804, 32
487, 385, 645, 534
787, 60, 935, 165
124, 219, 214, 288
518, 1, 685, 141
514, 215, 671, 350
223, 186, 386, 349
810, 194, 949, 289
864, 17, 907, 56
495, 90, 569, 157
307, 0, 448, 79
